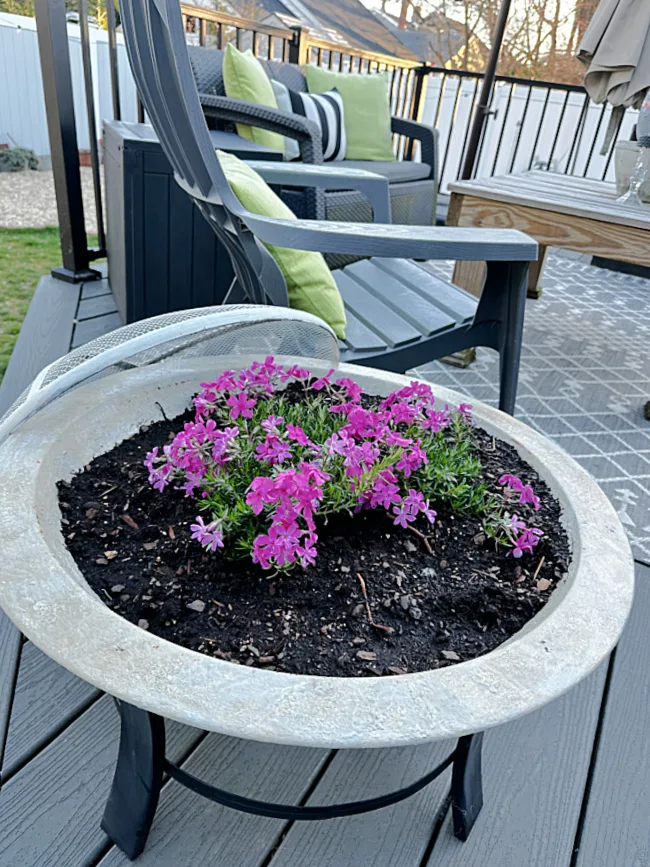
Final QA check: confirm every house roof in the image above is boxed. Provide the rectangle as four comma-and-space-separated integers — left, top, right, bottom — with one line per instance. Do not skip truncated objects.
371, 7, 469, 66
254, 0, 419, 61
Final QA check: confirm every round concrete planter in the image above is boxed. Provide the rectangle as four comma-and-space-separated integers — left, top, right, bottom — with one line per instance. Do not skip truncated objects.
0, 360, 634, 749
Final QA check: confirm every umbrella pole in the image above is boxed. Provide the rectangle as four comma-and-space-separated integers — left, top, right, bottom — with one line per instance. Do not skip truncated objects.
460, 0, 513, 180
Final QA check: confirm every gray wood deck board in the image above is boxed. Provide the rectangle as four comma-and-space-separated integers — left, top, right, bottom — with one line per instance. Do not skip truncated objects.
268, 741, 453, 867
0, 696, 203, 867
77, 293, 120, 321
71, 311, 123, 349
427, 663, 609, 866
0, 275, 80, 414
574, 563, 650, 867
0, 273, 82, 779
80, 280, 113, 300
0, 612, 22, 774
2, 642, 100, 779
98, 736, 331, 867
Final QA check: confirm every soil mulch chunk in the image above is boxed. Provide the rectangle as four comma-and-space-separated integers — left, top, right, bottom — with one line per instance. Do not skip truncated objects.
59, 399, 571, 678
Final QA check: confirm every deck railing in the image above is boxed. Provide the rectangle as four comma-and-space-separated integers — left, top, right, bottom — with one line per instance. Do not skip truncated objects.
421, 67, 628, 193
32, 0, 627, 282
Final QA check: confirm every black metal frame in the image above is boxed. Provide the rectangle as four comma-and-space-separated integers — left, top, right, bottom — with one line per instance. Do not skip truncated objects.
101, 700, 484, 861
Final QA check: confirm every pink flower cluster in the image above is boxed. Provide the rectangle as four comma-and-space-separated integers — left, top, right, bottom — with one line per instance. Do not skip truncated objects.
499, 473, 541, 511
143, 357, 536, 570
493, 474, 543, 558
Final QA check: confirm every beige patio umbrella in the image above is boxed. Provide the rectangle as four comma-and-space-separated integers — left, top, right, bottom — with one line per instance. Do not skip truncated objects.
578, 0, 650, 151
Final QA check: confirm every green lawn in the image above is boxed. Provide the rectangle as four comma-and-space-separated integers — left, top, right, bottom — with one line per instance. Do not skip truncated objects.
0, 227, 97, 384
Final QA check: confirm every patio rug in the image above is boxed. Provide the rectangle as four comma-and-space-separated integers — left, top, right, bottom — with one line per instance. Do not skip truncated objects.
415, 252, 650, 562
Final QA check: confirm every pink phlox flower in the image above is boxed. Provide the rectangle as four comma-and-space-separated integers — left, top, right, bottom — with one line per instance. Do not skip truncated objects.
343, 406, 382, 440
384, 429, 412, 448
255, 435, 292, 465
508, 526, 543, 558
298, 462, 330, 486
421, 408, 451, 432
396, 441, 427, 476
144, 447, 159, 473
509, 513, 528, 534
246, 476, 277, 514
369, 471, 402, 509
499, 474, 524, 492
180, 470, 204, 497
261, 415, 284, 434
190, 516, 223, 552
458, 403, 473, 420
226, 391, 256, 420
392, 503, 416, 528
388, 401, 417, 425
281, 364, 310, 382
335, 377, 363, 403
311, 369, 335, 391
519, 484, 541, 511
286, 423, 311, 446
500, 475, 540, 511
325, 431, 350, 456
404, 489, 437, 524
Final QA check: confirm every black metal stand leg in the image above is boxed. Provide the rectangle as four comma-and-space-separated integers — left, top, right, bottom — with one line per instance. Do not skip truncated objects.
498, 262, 528, 416
101, 701, 166, 861
451, 732, 484, 841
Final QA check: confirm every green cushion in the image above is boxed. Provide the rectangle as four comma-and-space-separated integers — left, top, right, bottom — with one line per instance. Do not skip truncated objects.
305, 66, 395, 162
222, 44, 283, 153
217, 151, 347, 340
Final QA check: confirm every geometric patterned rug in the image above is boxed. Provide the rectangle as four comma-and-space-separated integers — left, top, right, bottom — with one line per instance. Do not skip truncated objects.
415, 252, 650, 562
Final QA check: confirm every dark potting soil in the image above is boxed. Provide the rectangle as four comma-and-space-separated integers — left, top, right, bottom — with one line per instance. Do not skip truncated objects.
59, 399, 571, 678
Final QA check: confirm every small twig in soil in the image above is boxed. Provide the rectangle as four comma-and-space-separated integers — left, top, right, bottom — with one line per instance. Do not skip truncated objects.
533, 556, 546, 581
155, 401, 170, 422
407, 525, 434, 556
356, 573, 394, 634
491, 436, 496, 451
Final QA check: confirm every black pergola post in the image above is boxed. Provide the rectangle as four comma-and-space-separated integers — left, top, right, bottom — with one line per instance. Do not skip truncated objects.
460, 0, 513, 181
34, 0, 100, 282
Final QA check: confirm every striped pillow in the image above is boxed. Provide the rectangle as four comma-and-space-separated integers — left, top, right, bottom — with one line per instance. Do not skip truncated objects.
287, 88, 347, 161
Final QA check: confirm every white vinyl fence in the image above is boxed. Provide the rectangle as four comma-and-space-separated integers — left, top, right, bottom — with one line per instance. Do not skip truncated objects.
0, 11, 138, 161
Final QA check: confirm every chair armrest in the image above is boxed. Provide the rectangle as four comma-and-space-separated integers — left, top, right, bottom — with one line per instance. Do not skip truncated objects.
391, 117, 438, 180
241, 215, 538, 263
245, 161, 391, 223
199, 93, 323, 164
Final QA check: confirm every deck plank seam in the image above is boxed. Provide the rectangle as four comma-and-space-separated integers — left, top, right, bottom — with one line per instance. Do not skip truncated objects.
90, 725, 213, 867
0, 637, 24, 786
1, 689, 104, 786
568, 649, 617, 867
258, 749, 338, 867
418, 791, 453, 867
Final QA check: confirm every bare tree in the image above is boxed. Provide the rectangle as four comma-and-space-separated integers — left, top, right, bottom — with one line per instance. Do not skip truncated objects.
393, 0, 598, 83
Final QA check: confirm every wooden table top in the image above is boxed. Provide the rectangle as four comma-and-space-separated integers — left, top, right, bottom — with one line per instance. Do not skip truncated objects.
448, 170, 650, 231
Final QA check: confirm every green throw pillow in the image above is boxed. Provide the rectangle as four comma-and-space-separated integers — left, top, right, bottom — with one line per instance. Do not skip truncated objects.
305, 66, 395, 162
222, 44, 283, 153
217, 150, 347, 340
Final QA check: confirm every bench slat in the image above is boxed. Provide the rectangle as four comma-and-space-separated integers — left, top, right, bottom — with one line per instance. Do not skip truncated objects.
344, 260, 456, 337
376, 259, 477, 323
340, 307, 389, 353
335, 272, 421, 348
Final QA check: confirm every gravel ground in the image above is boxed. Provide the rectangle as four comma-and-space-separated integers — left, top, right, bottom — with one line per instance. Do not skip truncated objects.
0, 167, 102, 234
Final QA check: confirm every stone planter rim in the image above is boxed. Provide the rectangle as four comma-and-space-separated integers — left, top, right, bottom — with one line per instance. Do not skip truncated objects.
0, 361, 634, 749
